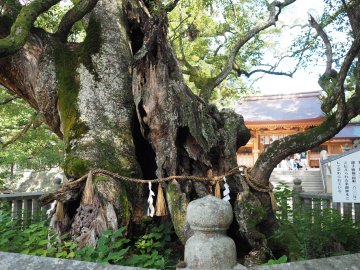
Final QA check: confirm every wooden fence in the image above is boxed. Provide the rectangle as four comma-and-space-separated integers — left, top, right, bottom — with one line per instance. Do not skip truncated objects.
2, 184, 360, 224
289, 179, 360, 222
0, 192, 50, 224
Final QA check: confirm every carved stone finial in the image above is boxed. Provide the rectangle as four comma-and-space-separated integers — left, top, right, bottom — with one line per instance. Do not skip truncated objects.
293, 178, 303, 193
293, 178, 302, 186
184, 195, 236, 269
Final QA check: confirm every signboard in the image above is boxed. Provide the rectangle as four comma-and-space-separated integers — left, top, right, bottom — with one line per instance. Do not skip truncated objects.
331, 149, 360, 203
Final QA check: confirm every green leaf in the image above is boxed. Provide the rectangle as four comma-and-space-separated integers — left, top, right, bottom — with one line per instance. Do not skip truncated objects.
101, 230, 113, 237
278, 255, 287, 263
67, 251, 76, 259
112, 227, 127, 238
56, 251, 68, 258
38, 239, 50, 245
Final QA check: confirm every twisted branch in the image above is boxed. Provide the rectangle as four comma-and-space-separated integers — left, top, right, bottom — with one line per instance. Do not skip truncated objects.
56, 0, 99, 42
199, 0, 296, 101
309, 14, 333, 76
0, 0, 61, 57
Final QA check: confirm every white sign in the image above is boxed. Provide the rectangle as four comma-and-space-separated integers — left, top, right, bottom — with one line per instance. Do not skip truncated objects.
331, 150, 360, 203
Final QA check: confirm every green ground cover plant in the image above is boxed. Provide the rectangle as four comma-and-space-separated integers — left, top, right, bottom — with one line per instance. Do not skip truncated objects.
271, 183, 360, 262
0, 203, 178, 269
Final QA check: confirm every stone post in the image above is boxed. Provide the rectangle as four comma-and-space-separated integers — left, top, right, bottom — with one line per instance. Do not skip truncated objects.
184, 195, 237, 270
293, 178, 302, 193
292, 178, 303, 215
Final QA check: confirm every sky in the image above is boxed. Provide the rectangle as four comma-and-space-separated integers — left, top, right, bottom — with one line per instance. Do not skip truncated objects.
252, 0, 325, 95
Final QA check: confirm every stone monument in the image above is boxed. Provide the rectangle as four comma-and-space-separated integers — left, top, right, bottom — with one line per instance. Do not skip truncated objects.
184, 195, 237, 269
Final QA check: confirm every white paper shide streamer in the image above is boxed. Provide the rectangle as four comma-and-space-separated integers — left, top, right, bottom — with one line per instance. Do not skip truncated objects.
222, 176, 230, 202
147, 182, 155, 217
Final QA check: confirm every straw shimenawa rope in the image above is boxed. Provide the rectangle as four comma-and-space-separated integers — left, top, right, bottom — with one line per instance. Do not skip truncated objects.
239, 165, 278, 211
62, 165, 277, 210
65, 167, 241, 187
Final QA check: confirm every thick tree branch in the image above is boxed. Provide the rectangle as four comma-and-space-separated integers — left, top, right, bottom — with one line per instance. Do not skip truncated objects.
318, 28, 360, 113
0, 0, 61, 57
336, 34, 360, 87
56, 0, 99, 42
0, 28, 63, 137
341, 0, 360, 36
0, 95, 18, 105
252, 92, 360, 185
252, 10, 360, 184
309, 14, 333, 75
309, 14, 340, 113
199, 0, 296, 102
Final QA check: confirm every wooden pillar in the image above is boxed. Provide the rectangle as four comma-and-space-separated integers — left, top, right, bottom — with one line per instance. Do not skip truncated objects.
306, 150, 310, 169
13, 199, 23, 225
355, 203, 360, 222
327, 142, 332, 155
32, 198, 40, 216
24, 199, 32, 226
343, 203, 353, 220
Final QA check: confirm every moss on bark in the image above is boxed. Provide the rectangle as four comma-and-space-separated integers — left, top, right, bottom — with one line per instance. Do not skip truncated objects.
0, 0, 61, 57
166, 181, 191, 244
54, 17, 103, 178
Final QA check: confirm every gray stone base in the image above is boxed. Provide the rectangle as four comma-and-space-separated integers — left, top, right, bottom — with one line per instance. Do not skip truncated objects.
0, 252, 150, 270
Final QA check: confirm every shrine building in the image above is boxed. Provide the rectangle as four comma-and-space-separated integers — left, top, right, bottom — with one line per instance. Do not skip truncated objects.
235, 91, 360, 168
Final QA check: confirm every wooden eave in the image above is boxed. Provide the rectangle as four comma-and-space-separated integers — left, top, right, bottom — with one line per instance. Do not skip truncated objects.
244, 117, 324, 130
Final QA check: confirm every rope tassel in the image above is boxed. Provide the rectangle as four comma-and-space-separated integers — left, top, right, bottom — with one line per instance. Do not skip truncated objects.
55, 201, 65, 221
155, 184, 167, 216
147, 182, 155, 217
81, 171, 94, 205
214, 180, 221, 199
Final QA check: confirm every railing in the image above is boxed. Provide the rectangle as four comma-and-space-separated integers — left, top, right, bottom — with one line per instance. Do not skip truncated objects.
0, 192, 50, 223
292, 179, 360, 222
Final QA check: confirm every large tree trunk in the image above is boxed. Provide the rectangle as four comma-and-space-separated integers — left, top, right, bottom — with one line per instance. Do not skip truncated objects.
1, 0, 337, 266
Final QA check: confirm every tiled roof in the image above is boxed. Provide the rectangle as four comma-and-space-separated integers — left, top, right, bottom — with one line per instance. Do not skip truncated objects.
235, 91, 324, 122
334, 124, 360, 138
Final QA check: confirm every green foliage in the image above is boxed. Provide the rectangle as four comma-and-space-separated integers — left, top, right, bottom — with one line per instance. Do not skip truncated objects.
0, 204, 177, 269
272, 183, 360, 262
122, 220, 177, 269
263, 255, 287, 266
168, 0, 268, 105
34, 2, 86, 42
0, 203, 52, 255
74, 228, 131, 263
0, 87, 64, 183
34, 3, 68, 33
